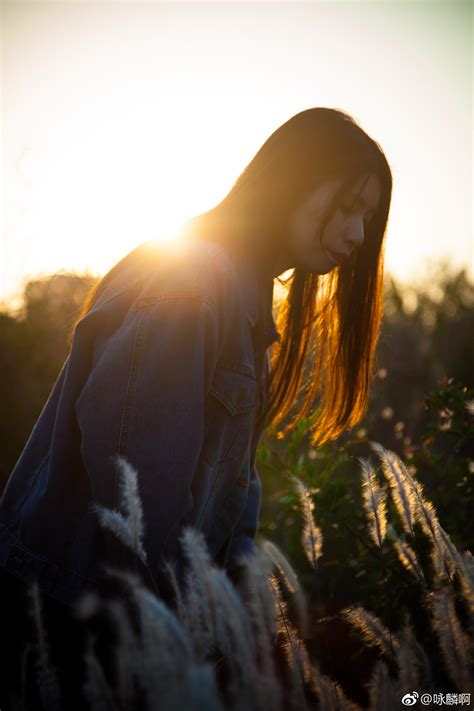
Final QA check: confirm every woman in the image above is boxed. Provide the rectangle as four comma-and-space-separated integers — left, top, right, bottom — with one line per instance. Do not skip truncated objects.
0, 107, 392, 707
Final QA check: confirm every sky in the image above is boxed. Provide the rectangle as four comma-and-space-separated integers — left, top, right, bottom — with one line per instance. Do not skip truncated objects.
1, 0, 472, 309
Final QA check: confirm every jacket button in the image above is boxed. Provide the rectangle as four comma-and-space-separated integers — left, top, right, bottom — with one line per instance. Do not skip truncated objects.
9, 555, 25, 569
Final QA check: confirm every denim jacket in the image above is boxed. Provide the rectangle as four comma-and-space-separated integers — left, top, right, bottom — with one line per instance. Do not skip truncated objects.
0, 239, 280, 607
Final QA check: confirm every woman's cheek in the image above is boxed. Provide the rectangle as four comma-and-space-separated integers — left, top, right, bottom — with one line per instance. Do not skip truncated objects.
322, 213, 342, 252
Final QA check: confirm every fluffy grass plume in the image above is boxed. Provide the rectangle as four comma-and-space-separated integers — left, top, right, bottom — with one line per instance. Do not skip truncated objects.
104, 598, 142, 708
292, 475, 323, 570
395, 622, 433, 693
370, 442, 415, 537
25, 435, 472, 710
367, 660, 399, 711
430, 591, 473, 693
268, 574, 308, 710
180, 528, 220, 659
114, 455, 147, 556
341, 605, 399, 659
359, 457, 387, 549
310, 665, 362, 711
236, 548, 283, 711
262, 540, 310, 638
179, 528, 265, 711
465, 399, 474, 416
92, 455, 147, 565
370, 442, 455, 581
28, 582, 62, 711
436, 526, 474, 616
82, 634, 117, 711
392, 535, 426, 586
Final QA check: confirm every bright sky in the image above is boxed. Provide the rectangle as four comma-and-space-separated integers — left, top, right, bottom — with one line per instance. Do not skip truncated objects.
1, 1, 472, 309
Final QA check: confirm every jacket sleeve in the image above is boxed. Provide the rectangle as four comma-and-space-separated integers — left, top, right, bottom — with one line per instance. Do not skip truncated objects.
75, 292, 220, 577
225, 456, 262, 574
225, 351, 269, 574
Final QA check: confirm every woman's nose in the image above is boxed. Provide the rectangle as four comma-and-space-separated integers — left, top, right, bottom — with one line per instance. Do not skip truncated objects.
346, 217, 365, 252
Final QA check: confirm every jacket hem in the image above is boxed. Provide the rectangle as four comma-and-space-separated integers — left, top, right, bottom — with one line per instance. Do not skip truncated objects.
0, 523, 104, 609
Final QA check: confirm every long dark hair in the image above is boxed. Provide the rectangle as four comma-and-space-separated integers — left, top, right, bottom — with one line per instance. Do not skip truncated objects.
72, 107, 392, 445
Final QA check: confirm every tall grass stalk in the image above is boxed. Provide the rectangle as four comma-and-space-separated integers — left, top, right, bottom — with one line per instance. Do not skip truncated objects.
269, 573, 308, 710
82, 634, 118, 711
262, 540, 310, 638
92, 457, 147, 567
359, 457, 387, 550
292, 476, 323, 570
20, 446, 473, 710
369, 443, 415, 537
431, 591, 473, 694
341, 605, 399, 659
366, 660, 399, 711
397, 621, 434, 691
391, 535, 426, 587
370, 442, 455, 582
28, 582, 62, 711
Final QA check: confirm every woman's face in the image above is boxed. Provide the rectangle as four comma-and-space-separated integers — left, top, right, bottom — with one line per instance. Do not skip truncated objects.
284, 172, 381, 275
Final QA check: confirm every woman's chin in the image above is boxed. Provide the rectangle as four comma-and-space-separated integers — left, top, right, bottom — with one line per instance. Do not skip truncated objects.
292, 249, 339, 275
302, 257, 338, 275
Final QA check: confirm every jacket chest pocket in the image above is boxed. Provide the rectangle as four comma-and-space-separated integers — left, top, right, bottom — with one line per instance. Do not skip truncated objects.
201, 366, 256, 467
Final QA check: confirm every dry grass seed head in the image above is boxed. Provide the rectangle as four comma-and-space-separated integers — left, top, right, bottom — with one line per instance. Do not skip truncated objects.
104, 598, 142, 706
311, 664, 362, 711
174, 665, 225, 711
342, 605, 399, 659
93, 506, 147, 565
269, 574, 308, 711
436, 526, 474, 613
244, 547, 279, 641
367, 659, 400, 711
370, 442, 457, 583
163, 559, 187, 625
392, 537, 426, 586
262, 539, 310, 638
180, 528, 220, 655
73, 591, 101, 621
27, 583, 62, 711
292, 476, 323, 570
431, 591, 473, 693
115, 455, 147, 561
206, 568, 261, 708
395, 629, 420, 695
241, 549, 283, 694
82, 634, 117, 711
395, 622, 433, 693
369, 442, 415, 537
130, 584, 200, 710
458, 551, 474, 621
359, 457, 388, 549
430, 537, 456, 582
